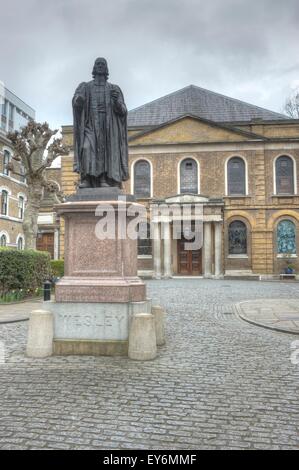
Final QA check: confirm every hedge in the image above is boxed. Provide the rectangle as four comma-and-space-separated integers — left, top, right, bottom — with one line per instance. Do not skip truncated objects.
50, 259, 64, 278
0, 248, 51, 296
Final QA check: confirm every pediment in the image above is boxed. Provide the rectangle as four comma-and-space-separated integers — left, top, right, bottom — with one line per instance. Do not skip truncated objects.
129, 115, 263, 146
165, 194, 209, 204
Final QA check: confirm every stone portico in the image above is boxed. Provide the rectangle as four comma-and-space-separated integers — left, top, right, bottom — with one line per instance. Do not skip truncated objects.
150, 194, 224, 278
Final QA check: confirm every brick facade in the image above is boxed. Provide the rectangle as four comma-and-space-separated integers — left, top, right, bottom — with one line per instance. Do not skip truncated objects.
0, 132, 27, 248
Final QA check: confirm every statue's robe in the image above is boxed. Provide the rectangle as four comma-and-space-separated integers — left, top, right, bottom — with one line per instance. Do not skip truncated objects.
72, 80, 129, 184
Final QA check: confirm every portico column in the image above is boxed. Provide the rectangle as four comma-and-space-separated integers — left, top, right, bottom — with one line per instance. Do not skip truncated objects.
162, 220, 172, 278
54, 228, 60, 260
204, 222, 212, 278
153, 222, 162, 279
214, 222, 223, 278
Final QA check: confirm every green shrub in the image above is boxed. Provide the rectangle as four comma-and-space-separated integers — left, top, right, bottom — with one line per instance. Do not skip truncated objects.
0, 248, 51, 297
50, 259, 64, 278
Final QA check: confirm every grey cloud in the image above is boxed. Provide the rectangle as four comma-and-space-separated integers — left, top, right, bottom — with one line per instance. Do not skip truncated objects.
0, 0, 298, 128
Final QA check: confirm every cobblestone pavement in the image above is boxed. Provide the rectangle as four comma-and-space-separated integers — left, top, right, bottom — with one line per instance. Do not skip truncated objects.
236, 299, 299, 334
0, 279, 298, 450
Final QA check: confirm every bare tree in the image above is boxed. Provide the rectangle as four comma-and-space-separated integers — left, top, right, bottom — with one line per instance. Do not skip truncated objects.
284, 88, 299, 118
7, 121, 68, 249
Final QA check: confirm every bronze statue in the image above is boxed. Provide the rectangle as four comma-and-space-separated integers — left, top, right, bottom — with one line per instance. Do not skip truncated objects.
72, 58, 129, 188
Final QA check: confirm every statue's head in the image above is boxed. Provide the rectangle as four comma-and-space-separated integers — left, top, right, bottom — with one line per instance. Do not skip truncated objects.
92, 57, 109, 79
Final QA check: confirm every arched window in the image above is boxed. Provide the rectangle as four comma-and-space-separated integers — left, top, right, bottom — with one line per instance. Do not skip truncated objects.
228, 221, 247, 254
277, 220, 296, 254
1, 190, 8, 215
227, 157, 246, 195
180, 158, 198, 194
134, 160, 151, 198
17, 236, 24, 250
3, 150, 10, 176
275, 156, 294, 195
0, 234, 7, 247
137, 222, 152, 256
18, 196, 24, 219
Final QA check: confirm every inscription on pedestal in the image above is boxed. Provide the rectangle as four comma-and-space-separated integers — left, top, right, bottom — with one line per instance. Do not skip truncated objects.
52, 303, 129, 341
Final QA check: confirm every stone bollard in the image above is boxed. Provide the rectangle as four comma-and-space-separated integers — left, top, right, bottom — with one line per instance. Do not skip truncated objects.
128, 313, 157, 360
26, 309, 54, 358
152, 305, 166, 346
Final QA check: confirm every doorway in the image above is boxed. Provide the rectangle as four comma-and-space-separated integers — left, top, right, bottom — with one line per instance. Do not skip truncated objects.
37, 232, 54, 259
177, 235, 202, 275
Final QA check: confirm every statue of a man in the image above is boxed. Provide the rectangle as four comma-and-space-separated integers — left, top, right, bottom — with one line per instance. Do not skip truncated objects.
72, 57, 129, 188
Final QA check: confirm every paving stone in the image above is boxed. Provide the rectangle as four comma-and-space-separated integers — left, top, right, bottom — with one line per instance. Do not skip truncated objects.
0, 280, 298, 449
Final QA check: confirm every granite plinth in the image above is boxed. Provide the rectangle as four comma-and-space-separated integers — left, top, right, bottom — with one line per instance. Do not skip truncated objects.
66, 187, 136, 202
54, 199, 146, 302
55, 277, 146, 303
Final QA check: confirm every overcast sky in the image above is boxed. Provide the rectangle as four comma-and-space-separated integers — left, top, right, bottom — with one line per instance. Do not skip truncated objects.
1, 0, 299, 128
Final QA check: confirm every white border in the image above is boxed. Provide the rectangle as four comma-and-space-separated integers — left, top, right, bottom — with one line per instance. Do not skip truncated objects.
0, 187, 11, 216
1, 147, 12, 176
17, 193, 26, 220
131, 158, 153, 197
273, 154, 297, 195
225, 155, 248, 196
177, 156, 200, 194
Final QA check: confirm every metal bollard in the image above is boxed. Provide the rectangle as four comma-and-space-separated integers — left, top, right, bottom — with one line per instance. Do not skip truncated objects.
43, 280, 51, 301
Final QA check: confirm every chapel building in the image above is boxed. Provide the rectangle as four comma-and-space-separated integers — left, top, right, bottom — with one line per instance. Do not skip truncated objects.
60, 85, 299, 279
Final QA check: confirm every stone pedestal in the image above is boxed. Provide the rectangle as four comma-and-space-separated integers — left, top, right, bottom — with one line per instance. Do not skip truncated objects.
26, 309, 54, 358
50, 189, 149, 356
128, 313, 157, 360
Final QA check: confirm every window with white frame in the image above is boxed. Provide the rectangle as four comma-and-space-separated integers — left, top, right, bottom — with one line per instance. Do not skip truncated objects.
134, 160, 151, 198
180, 158, 198, 194
275, 156, 294, 195
1, 190, 8, 215
3, 150, 10, 176
18, 196, 25, 219
227, 157, 246, 195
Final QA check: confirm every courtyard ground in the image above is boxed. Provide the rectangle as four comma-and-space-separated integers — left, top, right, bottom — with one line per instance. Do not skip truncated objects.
0, 279, 298, 450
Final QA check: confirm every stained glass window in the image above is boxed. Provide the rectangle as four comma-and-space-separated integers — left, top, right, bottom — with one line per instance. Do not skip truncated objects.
229, 221, 247, 254
277, 220, 296, 254
134, 160, 151, 197
180, 158, 198, 194
227, 157, 246, 195
275, 156, 294, 194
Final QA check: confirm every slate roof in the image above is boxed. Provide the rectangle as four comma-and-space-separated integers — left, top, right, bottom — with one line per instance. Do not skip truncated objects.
128, 85, 288, 127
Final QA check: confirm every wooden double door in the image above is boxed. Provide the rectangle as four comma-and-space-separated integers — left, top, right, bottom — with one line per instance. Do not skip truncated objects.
177, 235, 202, 275
37, 232, 54, 259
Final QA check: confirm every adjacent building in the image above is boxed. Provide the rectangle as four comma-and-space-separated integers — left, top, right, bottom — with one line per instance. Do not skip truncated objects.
0, 85, 35, 248
59, 85, 299, 279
